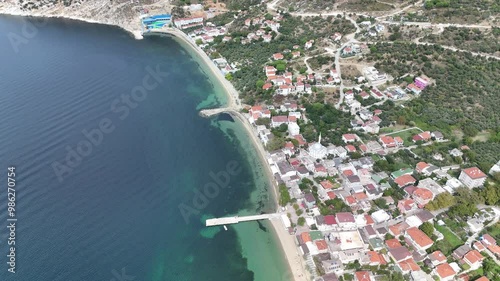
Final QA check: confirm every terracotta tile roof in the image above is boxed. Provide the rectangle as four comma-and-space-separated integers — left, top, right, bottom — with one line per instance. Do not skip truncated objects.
488, 245, 500, 255
416, 161, 430, 172
386, 238, 402, 249
398, 258, 420, 272
316, 240, 328, 250
413, 188, 434, 201
321, 180, 334, 190
324, 215, 337, 225
355, 271, 372, 281
463, 167, 487, 179
368, 251, 387, 265
406, 227, 433, 248
394, 174, 416, 187
353, 192, 368, 201
343, 169, 355, 176
345, 195, 357, 205
436, 263, 456, 279
464, 250, 484, 265
327, 191, 336, 199
364, 214, 374, 225
481, 234, 497, 246
301, 232, 311, 243
389, 222, 409, 236
474, 241, 486, 251
476, 277, 489, 281
346, 145, 356, 152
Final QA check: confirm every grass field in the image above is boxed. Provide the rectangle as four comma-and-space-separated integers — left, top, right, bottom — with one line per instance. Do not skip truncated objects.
436, 224, 463, 248
385, 128, 423, 146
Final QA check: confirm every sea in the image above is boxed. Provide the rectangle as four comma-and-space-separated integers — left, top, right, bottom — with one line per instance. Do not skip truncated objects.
0, 15, 290, 281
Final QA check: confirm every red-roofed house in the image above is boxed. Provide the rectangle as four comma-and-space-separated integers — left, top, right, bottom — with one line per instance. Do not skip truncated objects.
386, 238, 402, 249
394, 174, 416, 188
327, 191, 336, 199
359, 144, 368, 153
413, 131, 431, 142
346, 145, 356, 153
336, 212, 356, 229
271, 116, 288, 127
301, 232, 312, 243
398, 258, 420, 274
364, 214, 374, 225
488, 245, 500, 257
459, 167, 487, 188
366, 251, 387, 266
389, 222, 409, 237
272, 53, 284, 60
412, 187, 434, 207
321, 180, 334, 190
480, 234, 497, 247
394, 137, 404, 146
345, 195, 357, 206
342, 134, 359, 143
473, 241, 486, 252
379, 135, 396, 148
324, 215, 337, 226
262, 82, 273, 90
463, 250, 484, 270
294, 134, 307, 146
355, 271, 374, 281
433, 263, 456, 281
316, 240, 329, 253
416, 162, 430, 174
398, 199, 416, 214
405, 227, 433, 252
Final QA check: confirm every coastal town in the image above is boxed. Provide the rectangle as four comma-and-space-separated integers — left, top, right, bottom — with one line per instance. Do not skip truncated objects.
133, 1, 500, 281
2, 0, 497, 280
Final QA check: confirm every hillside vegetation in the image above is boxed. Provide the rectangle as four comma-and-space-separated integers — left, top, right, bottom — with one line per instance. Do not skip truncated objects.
365, 42, 500, 168
423, 27, 500, 55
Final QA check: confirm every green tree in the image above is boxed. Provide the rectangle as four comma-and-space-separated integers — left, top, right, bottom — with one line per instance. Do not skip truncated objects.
279, 184, 291, 206
256, 80, 265, 90
266, 137, 285, 151
255, 118, 270, 126
419, 222, 435, 237
482, 184, 500, 205
297, 217, 306, 226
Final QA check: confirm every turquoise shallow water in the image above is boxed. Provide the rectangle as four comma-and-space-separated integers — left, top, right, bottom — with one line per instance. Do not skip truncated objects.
0, 15, 290, 281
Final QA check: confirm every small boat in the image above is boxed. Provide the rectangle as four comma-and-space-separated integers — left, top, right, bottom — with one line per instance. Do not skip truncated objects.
223, 225, 228, 231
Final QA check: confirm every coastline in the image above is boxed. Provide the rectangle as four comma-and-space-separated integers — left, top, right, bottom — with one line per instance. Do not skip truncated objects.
148, 28, 311, 281
0, 9, 310, 280
0, 8, 143, 39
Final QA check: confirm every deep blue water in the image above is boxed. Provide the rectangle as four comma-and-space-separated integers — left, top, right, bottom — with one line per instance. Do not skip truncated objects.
0, 16, 288, 281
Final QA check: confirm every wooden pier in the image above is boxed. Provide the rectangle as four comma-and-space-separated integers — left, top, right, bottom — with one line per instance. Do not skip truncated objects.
206, 213, 281, 226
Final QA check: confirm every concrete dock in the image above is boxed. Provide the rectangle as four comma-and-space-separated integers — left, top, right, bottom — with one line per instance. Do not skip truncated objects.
206, 213, 281, 226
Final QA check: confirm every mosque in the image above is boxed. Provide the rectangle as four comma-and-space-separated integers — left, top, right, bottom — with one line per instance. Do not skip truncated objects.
308, 133, 327, 159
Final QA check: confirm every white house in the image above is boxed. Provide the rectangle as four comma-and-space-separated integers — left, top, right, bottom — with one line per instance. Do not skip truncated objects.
459, 167, 487, 188
288, 123, 300, 136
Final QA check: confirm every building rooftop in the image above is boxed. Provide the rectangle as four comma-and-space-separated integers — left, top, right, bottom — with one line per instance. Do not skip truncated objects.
435, 263, 456, 279
406, 227, 433, 248
463, 167, 487, 179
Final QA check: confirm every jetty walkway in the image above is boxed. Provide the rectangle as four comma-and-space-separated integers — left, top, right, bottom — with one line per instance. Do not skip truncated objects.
206, 213, 282, 226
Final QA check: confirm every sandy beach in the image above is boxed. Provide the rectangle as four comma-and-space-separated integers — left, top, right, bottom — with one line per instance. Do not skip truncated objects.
157, 28, 312, 281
